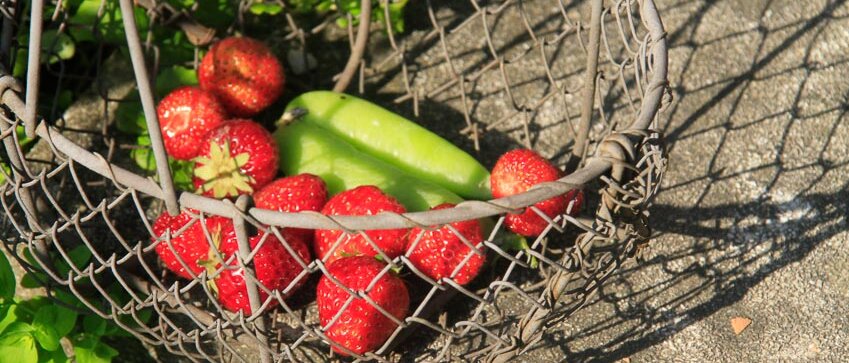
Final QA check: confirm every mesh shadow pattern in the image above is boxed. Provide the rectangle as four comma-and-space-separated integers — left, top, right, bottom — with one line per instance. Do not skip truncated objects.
0, 0, 668, 361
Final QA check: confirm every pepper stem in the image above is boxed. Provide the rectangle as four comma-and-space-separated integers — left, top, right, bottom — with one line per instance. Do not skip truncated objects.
277, 108, 308, 127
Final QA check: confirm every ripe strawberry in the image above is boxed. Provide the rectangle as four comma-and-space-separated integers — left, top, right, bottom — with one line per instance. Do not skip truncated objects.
193, 120, 278, 199
199, 36, 285, 117
210, 227, 311, 314
151, 209, 229, 280
254, 174, 328, 242
314, 186, 408, 264
317, 256, 409, 356
406, 203, 485, 285
491, 149, 584, 236
156, 86, 228, 160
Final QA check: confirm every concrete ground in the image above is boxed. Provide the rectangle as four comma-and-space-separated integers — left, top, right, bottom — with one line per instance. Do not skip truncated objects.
531, 0, 849, 361
4, 0, 848, 362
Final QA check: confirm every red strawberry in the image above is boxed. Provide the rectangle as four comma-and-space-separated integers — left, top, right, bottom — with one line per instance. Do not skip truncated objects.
317, 256, 409, 356
491, 149, 584, 236
254, 174, 328, 242
406, 204, 486, 285
155, 86, 228, 160
314, 186, 408, 264
211, 227, 311, 314
193, 120, 278, 199
152, 209, 229, 280
199, 36, 285, 117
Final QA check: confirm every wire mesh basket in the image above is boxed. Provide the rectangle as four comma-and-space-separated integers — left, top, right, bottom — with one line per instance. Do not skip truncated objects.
0, 0, 668, 361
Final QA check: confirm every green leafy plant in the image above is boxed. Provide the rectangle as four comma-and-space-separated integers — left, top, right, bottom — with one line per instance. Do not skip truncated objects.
288, 0, 409, 33
0, 249, 147, 363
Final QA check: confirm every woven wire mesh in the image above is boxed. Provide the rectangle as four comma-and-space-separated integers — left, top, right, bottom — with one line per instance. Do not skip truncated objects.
0, 0, 668, 361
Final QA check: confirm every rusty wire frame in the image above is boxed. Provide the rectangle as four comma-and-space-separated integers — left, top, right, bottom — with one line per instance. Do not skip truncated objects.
0, 0, 668, 361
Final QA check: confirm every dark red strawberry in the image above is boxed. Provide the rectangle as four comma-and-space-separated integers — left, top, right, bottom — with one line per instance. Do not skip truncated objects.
317, 256, 409, 356
314, 186, 408, 264
254, 174, 328, 242
151, 209, 229, 280
155, 86, 228, 160
199, 36, 285, 117
491, 149, 584, 236
193, 120, 278, 199
406, 203, 485, 285
211, 227, 311, 314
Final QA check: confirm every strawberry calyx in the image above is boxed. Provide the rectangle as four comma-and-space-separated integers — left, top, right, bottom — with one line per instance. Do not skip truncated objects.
194, 140, 255, 198
373, 254, 403, 274
197, 225, 224, 294
496, 233, 538, 269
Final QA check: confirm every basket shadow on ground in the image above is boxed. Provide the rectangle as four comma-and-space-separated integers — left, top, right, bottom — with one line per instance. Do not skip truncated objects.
532, 0, 849, 361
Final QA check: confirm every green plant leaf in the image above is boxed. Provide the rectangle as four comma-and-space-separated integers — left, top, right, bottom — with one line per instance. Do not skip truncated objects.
194, 0, 237, 29
53, 306, 77, 338
3, 321, 34, 333
72, 334, 118, 363
41, 30, 76, 64
249, 3, 283, 15
171, 159, 196, 192
12, 49, 27, 78
38, 346, 68, 363
155, 65, 198, 95
115, 99, 146, 135
69, 0, 149, 43
131, 134, 156, 172
0, 304, 22, 335
16, 297, 50, 321
19, 272, 45, 289
0, 162, 11, 185
155, 30, 196, 68
32, 307, 60, 351
82, 315, 106, 337
55, 90, 74, 114
55, 246, 92, 277
0, 330, 38, 363
16, 125, 37, 151
0, 251, 15, 301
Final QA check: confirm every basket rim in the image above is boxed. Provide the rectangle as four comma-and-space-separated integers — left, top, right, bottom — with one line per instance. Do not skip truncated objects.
0, 0, 668, 231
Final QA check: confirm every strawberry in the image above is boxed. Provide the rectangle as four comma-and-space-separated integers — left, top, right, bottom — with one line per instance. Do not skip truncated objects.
491, 149, 584, 236
317, 256, 409, 356
151, 210, 229, 280
314, 186, 408, 264
155, 86, 228, 160
199, 36, 285, 117
210, 227, 311, 314
254, 174, 328, 242
193, 120, 278, 199
406, 203, 485, 285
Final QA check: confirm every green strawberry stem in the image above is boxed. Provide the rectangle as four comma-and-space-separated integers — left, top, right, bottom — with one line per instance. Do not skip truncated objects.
496, 233, 537, 269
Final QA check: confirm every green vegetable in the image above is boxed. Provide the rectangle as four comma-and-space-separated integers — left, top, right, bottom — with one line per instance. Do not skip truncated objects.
274, 120, 462, 211
285, 91, 492, 200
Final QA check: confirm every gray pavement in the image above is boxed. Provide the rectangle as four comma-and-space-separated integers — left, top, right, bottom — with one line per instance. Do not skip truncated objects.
5, 0, 848, 362
529, 0, 849, 361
